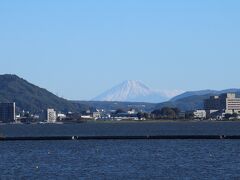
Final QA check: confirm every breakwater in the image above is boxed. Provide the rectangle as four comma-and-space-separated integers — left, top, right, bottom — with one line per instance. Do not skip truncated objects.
2, 135, 240, 141
1, 121, 240, 140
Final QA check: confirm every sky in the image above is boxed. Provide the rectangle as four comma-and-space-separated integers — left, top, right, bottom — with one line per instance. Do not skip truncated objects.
0, 0, 240, 100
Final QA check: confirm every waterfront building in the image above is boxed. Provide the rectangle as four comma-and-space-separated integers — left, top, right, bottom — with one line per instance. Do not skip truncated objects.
80, 115, 92, 119
193, 110, 206, 119
93, 112, 101, 119
0, 102, 16, 123
204, 93, 240, 114
114, 112, 139, 121
178, 111, 186, 119
128, 109, 137, 115
47, 108, 57, 123
57, 113, 66, 121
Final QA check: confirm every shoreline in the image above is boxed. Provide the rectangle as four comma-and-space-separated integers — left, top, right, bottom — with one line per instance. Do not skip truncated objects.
2, 119, 240, 126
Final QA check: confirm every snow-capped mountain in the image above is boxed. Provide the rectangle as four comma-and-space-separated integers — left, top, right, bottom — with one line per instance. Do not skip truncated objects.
93, 80, 183, 103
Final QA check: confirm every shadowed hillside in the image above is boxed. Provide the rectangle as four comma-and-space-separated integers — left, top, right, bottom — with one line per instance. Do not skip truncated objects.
0, 74, 88, 113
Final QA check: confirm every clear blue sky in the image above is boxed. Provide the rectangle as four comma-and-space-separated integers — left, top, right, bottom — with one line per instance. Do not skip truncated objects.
0, 0, 239, 100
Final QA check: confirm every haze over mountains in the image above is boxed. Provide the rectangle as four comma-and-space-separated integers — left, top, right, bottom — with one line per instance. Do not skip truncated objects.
0, 74, 240, 112
93, 80, 183, 103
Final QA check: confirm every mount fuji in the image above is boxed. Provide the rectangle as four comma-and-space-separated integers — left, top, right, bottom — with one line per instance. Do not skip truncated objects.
92, 80, 183, 103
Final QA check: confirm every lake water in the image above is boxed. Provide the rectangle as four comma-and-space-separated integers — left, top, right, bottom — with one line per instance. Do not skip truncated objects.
1, 122, 240, 179
1, 140, 240, 179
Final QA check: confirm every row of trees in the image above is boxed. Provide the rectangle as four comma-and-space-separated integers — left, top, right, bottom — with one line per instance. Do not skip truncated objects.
114, 107, 183, 120
150, 107, 181, 119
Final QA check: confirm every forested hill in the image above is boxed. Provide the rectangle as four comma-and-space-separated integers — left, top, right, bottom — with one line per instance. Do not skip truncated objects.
0, 74, 88, 113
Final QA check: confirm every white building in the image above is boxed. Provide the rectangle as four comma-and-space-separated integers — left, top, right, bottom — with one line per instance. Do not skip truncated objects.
81, 115, 92, 119
47, 108, 57, 123
225, 93, 240, 114
57, 113, 66, 121
193, 110, 206, 119
93, 112, 101, 119
128, 109, 137, 114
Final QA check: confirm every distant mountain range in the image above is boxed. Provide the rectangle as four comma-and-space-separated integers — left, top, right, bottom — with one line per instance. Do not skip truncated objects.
0, 74, 239, 113
156, 89, 240, 111
93, 80, 182, 103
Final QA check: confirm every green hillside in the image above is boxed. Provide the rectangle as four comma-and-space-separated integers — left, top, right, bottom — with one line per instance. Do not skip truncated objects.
0, 74, 88, 113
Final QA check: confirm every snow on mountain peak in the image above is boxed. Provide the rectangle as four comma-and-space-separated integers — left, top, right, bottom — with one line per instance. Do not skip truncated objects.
92, 80, 183, 103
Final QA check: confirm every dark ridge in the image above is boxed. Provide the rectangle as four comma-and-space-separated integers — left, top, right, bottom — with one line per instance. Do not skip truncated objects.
0, 74, 89, 113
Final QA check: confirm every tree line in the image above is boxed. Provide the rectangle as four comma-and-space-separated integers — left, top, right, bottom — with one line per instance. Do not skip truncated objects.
114, 107, 187, 120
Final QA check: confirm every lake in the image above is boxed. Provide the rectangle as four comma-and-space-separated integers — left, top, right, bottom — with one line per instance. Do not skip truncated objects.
1, 140, 240, 179
1, 122, 240, 179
